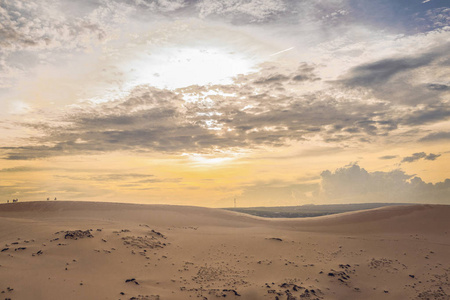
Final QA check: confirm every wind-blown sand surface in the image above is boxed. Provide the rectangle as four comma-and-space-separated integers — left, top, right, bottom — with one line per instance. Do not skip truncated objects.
0, 202, 449, 300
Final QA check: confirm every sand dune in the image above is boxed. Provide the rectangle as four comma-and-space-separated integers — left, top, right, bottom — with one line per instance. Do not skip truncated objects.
0, 201, 449, 300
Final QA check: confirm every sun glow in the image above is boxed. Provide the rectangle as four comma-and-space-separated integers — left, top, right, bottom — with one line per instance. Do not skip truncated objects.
127, 47, 257, 90
181, 151, 244, 166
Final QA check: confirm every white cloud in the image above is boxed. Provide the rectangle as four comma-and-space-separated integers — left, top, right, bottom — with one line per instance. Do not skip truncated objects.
319, 164, 450, 204
197, 0, 286, 22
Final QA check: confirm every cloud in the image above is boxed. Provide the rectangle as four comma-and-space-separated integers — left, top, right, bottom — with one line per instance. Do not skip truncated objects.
422, 7, 450, 31
319, 163, 450, 204
379, 155, 397, 160
136, 177, 183, 183
291, 63, 321, 82
424, 153, 441, 160
236, 163, 450, 205
335, 42, 450, 106
401, 152, 441, 163
127, 0, 188, 12
59, 173, 156, 182
1, 53, 448, 161
196, 0, 288, 23
338, 50, 441, 88
0, 61, 403, 160
401, 152, 427, 163
347, 0, 450, 34
0, 0, 120, 51
254, 74, 289, 84
419, 131, 450, 142
0, 0, 130, 88
426, 83, 450, 91
0, 166, 49, 173
402, 103, 450, 125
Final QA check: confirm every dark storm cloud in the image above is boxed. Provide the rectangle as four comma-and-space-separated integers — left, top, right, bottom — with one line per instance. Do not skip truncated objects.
320, 163, 450, 204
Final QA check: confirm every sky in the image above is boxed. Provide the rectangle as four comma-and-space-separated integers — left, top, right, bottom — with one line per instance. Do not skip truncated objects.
0, 0, 449, 207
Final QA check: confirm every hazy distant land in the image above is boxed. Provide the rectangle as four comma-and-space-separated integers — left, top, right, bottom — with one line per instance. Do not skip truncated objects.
224, 203, 411, 218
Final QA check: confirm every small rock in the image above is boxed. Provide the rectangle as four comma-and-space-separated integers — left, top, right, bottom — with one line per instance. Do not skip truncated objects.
125, 278, 139, 285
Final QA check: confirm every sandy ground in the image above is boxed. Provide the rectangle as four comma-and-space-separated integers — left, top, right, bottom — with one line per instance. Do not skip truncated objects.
0, 201, 449, 300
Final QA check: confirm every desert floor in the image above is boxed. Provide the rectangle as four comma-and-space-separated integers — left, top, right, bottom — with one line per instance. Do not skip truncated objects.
0, 201, 449, 300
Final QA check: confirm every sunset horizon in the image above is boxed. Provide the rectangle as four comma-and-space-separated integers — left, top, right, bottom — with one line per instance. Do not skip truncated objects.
1, 0, 449, 208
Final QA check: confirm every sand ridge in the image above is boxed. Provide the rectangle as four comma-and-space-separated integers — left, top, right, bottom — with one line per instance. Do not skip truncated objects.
0, 201, 449, 299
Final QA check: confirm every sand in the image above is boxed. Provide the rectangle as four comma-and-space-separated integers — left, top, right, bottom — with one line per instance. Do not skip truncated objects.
0, 201, 449, 300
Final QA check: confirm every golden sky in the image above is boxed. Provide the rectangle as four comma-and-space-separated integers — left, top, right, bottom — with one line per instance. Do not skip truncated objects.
0, 0, 449, 207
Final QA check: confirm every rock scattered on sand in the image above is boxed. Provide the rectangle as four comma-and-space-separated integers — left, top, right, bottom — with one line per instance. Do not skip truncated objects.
125, 278, 140, 285
417, 286, 448, 299
267, 238, 283, 242
32, 250, 43, 256
222, 289, 241, 296
368, 258, 406, 273
122, 236, 166, 250
149, 230, 166, 239
262, 281, 323, 299
129, 295, 160, 300
64, 230, 93, 240
327, 266, 353, 285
